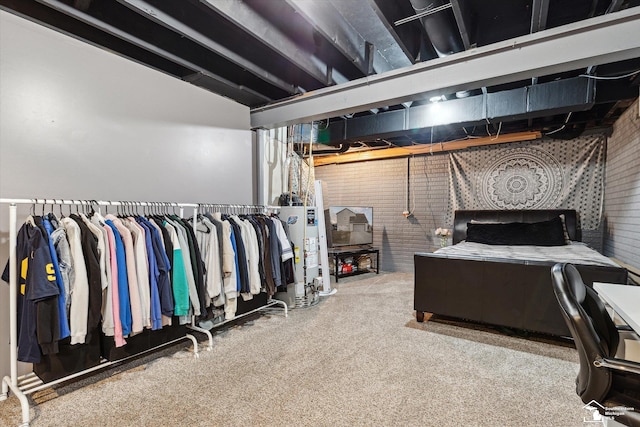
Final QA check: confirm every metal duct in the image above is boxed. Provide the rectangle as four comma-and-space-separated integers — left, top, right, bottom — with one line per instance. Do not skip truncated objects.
408, 0, 464, 57
314, 77, 595, 145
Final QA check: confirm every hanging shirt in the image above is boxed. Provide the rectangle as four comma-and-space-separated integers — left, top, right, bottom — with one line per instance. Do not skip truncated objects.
165, 217, 200, 317
81, 213, 108, 293
209, 212, 234, 278
124, 217, 152, 329
203, 213, 225, 277
103, 224, 126, 346
69, 214, 102, 339
256, 217, 276, 296
177, 218, 206, 316
105, 219, 132, 338
197, 217, 223, 302
224, 226, 241, 320
136, 218, 163, 330
40, 217, 71, 340
61, 217, 90, 345
265, 219, 284, 287
238, 217, 261, 295
246, 216, 267, 288
164, 221, 190, 316
106, 215, 143, 335
69, 214, 102, 341
272, 218, 294, 262
139, 217, 173, 320
227, 218, 249, 294
49, 226, 73, 312
91, 214, 114, 337
2, 222, 60, 363
228, 226, 241, 295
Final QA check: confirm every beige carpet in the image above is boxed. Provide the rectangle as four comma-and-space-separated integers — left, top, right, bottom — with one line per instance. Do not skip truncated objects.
1, 272, 588, 426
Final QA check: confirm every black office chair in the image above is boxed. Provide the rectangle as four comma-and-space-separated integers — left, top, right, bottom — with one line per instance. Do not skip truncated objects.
551, 263, 640, 426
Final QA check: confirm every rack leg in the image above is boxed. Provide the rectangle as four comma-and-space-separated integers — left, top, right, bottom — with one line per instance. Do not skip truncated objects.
185, 334, 199, 359
186, 325, 213, 351
269, 299, 288, 318
2, 376, 30, 427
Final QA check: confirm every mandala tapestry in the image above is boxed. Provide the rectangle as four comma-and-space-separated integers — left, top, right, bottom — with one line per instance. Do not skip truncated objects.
447, 135, 606, 230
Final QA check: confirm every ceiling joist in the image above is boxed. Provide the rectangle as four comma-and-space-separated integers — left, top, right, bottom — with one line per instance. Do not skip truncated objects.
251, 8, 640, 129
199, 0, 331, 87
37, 0, 271, 105
118, 0, 297, 94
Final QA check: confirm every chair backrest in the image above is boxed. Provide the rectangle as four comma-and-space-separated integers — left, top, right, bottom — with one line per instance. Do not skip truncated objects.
551, 263, 619, 403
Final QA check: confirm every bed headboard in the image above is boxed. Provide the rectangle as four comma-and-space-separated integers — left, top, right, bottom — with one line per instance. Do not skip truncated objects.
452, 209, 580, 245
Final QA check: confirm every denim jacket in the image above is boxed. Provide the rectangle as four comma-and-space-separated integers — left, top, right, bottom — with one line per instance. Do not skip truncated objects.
51, 226, 74, 310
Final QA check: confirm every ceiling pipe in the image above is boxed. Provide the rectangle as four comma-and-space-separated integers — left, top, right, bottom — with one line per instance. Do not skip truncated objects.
408, 0, 464, 58
306, 143, 350, 156
409, 0, 469, 98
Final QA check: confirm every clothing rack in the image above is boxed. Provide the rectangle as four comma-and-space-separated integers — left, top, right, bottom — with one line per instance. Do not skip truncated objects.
0, 198, 287, 427
187, 202, 288, 351
198, 203, 266, 215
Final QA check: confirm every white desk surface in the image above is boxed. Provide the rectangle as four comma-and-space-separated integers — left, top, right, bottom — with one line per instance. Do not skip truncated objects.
593, 282, 640, 334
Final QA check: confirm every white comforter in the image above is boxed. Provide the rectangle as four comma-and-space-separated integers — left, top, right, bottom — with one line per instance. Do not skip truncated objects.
433, 241, 621, 268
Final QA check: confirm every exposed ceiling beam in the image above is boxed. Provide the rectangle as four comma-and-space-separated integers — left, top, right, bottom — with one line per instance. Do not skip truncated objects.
35, 0, 270, 105
312, 131, 542, 166
251, 7, 640, 129
367, 0, 418, 63
198, 0, 331, 87
530, 0, 550, 33
285, 0, 392, 75
329, 0, 412, 70
118, 0, 297, 94
450, 0, 472, 49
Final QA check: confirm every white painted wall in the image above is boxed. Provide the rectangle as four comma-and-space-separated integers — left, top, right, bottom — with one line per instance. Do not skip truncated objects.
262, 127, 290, 206
0, 11, 253, 379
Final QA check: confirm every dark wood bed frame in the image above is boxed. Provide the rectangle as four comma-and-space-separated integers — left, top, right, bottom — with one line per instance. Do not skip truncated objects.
414, 209, 628, 337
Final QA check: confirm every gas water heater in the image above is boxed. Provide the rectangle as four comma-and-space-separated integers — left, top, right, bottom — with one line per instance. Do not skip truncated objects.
275, 206, 320, 308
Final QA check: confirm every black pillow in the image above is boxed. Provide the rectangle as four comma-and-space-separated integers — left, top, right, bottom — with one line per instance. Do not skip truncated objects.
465, 216, 567, 246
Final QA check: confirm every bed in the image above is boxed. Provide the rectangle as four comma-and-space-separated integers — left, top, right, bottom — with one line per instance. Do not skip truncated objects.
414, 209, 628, 337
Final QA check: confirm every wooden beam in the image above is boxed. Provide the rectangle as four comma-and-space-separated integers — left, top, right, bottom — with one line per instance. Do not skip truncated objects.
312, 131, 542, 166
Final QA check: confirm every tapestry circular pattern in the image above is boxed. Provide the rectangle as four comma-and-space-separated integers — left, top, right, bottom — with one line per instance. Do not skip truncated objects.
477, 147, 563, 209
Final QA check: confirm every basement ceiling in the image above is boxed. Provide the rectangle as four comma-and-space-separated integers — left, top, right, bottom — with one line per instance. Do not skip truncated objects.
2, 0, 640, 149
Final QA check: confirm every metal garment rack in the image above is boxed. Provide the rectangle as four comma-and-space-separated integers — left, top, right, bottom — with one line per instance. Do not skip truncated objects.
187, 202, 288, 351
0, 198, 287, 427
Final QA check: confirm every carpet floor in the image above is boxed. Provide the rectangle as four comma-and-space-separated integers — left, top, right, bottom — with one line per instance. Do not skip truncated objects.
0, 272, 588, 426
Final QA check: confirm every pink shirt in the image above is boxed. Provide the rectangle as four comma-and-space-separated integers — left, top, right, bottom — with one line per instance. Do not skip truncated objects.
104, 224, 126, 348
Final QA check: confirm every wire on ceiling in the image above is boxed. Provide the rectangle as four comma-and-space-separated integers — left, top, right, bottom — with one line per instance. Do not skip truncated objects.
545, 111, 573, 136
579, 69, 640, 80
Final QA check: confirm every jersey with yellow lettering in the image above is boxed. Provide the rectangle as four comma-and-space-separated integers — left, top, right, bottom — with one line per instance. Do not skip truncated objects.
2, 222, 60, 363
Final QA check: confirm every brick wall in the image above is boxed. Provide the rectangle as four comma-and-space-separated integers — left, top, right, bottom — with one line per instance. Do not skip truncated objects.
603, 100, 640, 270
316, 155, 450, 272
317, 129, 615, 272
